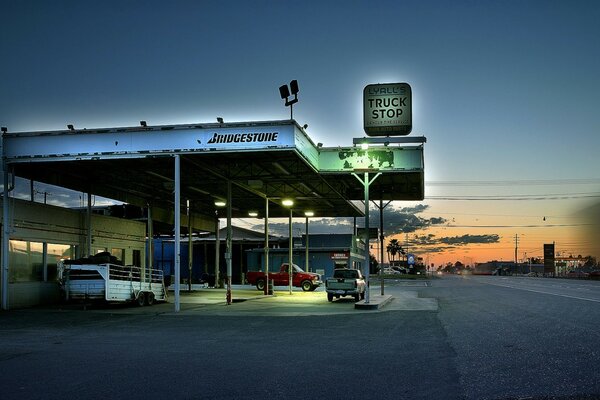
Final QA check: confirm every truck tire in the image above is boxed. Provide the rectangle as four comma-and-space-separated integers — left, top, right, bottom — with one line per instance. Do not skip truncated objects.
327, 293, 333, 302
136, 292, 146, 307
146, 292, 155, 306
301, 280, 312, 292
256, 279, 265, 291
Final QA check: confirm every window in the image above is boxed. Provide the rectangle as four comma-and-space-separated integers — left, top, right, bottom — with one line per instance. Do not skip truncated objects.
111, 248, 125, 264
132, 249, 141, 267
46, 243, 74, 281
9, 240, 43, 282
8, 240, 75, 282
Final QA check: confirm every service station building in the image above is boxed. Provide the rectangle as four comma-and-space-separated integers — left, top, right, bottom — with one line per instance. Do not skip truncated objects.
1, 119, 424, 311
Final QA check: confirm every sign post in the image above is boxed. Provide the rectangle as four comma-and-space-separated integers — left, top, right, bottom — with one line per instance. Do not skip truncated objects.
352, 171, 381, 304
544, 243, 555, 275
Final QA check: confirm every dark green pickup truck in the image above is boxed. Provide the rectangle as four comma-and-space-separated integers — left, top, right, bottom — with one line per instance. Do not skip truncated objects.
325, 268, 366, 302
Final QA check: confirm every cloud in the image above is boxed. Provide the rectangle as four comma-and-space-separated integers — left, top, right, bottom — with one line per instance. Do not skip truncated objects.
252, 203, 448, 237
393, 233, 500, 253
438, 234, 500, 245
378, 204, 446, 234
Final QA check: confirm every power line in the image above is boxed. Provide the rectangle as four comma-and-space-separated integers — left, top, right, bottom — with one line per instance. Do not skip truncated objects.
425, 178, 600, 187
444, 223, 593, 228
426, 193, 600, 201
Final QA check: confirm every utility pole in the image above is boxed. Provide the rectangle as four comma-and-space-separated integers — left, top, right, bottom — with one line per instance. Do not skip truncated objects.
515, 234, 519, 266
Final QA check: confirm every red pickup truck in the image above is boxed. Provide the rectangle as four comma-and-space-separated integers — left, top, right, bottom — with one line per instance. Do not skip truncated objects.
246, 263, 322, 292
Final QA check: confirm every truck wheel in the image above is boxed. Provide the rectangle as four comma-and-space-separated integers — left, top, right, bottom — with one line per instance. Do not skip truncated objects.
146, 292, 155, 306
256, 279, 265, 291
327, 293, 333, 302
301, 280, 312, 292
136, 292, 146, 307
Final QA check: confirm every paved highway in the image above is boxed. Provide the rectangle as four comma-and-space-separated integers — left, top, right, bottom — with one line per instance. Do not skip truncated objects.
1, 275, 599, 399
425, 275, 600, 400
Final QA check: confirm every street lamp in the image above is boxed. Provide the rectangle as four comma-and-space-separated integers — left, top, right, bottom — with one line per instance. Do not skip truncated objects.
304, 211, 314, 273
282, 199, 294, 294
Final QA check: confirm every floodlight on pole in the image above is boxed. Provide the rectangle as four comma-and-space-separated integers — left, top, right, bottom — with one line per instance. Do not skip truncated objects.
278, 80, 299, 119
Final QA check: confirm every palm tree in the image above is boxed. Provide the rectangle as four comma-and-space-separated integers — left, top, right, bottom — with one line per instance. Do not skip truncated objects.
387, 238, 401, 262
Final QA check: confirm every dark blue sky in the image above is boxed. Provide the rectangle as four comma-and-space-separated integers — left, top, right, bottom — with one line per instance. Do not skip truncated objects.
2, 0, 599, 183
2, 0, 599, 262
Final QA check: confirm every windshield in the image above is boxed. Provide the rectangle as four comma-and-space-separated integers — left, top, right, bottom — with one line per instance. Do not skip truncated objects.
292, 264, 303, 273
282, 264, 303, 273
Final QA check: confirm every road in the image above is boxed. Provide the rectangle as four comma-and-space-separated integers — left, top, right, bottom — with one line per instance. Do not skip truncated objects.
1, 275, 599, 399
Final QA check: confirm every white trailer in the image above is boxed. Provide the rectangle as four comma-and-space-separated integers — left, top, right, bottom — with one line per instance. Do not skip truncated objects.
59, 262, 167, 306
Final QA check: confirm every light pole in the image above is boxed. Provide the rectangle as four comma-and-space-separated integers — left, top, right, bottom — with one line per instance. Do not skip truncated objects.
278, 80, 299, 119
282, 199, 294, 294
304, 211, 314, 273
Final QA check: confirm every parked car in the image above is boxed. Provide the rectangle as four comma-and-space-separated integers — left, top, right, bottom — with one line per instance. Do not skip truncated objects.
246, 263, 321, 292
325, 268, 366, 302
382, 267, 400, 275
567, 270, 589, 278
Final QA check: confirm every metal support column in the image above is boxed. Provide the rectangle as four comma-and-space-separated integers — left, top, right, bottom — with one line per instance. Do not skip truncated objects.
226, 181, 232, 304
305, 217, 309, 272
87, 192, 92, 256
174, 155, 181, 312
264, 198, 269, 295
187, 200, 193, 292
288, 208, 293, 295
42, 242, 48, 282
2, 167, 10, 310
147, 204, 153, 269
373, 199, 391, 295
215, 213, 220, 287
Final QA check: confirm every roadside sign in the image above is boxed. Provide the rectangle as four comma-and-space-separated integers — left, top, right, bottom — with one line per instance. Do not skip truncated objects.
543, 243, 555, 274
407, 254, 415, 265
363, 82, 412, 136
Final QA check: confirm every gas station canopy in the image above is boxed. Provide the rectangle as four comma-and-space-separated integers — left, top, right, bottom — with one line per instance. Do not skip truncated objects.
2, 120, 424, 229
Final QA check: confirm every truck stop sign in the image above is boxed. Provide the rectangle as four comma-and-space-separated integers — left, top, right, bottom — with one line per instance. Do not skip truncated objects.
363, 82, 412, 136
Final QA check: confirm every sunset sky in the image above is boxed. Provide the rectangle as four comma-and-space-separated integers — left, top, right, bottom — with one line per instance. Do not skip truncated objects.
1, 0, 599, 266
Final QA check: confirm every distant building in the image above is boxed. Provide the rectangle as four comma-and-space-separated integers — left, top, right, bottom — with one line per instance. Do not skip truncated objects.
246, 233, 366, 279
153, 229, 367, 285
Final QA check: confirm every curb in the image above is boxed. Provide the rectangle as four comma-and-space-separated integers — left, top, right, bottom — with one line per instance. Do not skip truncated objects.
354, 294, 394, 310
